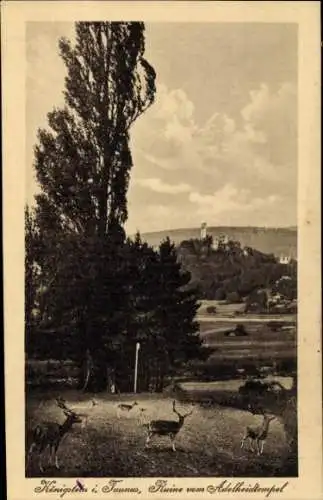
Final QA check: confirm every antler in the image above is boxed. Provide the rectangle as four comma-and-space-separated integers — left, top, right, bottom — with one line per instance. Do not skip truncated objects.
172, 400, 182, 418
172, 400, 194, 420
55, 397, 75, 416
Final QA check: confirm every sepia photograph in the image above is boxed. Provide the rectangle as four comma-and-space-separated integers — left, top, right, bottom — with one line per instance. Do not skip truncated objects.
2, 1, 321, 498
24, 19, 298, 478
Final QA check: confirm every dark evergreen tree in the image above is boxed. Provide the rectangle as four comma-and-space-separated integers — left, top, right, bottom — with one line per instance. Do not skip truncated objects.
119, 233, 161, 392
153, 237, 208, 390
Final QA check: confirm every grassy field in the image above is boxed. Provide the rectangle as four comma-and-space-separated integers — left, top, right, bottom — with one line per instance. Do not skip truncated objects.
198, 318, 296, 365
26, 390, 297, 478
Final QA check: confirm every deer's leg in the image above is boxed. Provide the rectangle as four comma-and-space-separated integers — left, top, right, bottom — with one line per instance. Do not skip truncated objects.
256, 439, 261, 455
260, 440, 265, 455
49, 445, 56, 466
38, 452, 44, 473
38, 443, 47, 473
26, 442, 36, 469
145, 432, 152, 449
170, 434, 176, 452
54, 442, 60, 470
249, 438, 254, 452
241, 433, 247, 449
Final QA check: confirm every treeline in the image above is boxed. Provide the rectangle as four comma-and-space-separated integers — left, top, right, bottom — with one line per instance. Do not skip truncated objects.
178, 237, 297, 302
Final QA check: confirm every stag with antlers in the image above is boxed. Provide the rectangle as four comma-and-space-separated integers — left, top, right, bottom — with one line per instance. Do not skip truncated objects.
241, 407, 275, 455
56, 396, 98, 428
144, 400, 194, 452
27, 400, 82, 473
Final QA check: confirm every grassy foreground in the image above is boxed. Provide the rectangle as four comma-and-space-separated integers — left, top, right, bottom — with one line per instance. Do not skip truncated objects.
26, 390, 297, 478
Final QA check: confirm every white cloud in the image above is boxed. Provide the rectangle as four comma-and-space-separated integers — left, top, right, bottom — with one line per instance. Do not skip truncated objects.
135, 177, 191, 194
189, 184, 279, 217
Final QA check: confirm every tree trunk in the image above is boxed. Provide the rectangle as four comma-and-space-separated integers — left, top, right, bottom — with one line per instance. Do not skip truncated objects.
81, 349, 93, 392
93, 354, 108, 392
106, 366, 116, 393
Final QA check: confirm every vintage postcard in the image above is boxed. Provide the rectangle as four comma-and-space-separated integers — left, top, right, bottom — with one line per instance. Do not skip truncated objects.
2, 1, 321, 499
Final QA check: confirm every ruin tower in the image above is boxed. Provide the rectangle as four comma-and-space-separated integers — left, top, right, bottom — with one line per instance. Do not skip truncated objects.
200, 222, 207, 240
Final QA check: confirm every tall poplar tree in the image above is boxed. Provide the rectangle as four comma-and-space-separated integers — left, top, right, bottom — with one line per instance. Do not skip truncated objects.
29, 22, 156, 390
35, 22, 155, 237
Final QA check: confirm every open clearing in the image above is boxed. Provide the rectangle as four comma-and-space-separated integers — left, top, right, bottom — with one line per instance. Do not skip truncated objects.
26, 391, 296, 478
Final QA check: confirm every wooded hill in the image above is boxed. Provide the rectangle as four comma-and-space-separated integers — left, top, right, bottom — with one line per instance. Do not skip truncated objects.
176, 236, 297, 303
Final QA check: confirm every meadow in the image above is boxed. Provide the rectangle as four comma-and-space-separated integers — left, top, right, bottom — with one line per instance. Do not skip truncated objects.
25, 390, 296, 478
198, 315, 296, 366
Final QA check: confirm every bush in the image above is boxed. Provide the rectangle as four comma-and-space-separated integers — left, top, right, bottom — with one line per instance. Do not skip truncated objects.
226, 291, 241, 304
235, 323, 248, 336
215, 288, 226, 300
239, 380, 269, 396
206, 306, 217, 314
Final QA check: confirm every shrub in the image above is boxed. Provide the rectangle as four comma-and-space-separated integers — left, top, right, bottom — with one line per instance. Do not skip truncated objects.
215, 288, 226, 300
226, 291, 241, 303
235, 323, 248, 336
239, 380, 269, 396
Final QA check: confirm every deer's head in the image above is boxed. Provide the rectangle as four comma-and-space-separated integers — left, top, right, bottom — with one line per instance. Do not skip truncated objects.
57, 398, 82, 424
63, 409, 82, 425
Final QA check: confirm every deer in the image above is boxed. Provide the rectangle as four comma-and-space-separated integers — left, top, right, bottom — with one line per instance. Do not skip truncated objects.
138, 407, 148, 425
241, 409, 275, 455
116, 401, 138, 418
144, 400, 194, 452
55, 397, 98, 428
27, 403, 82, 473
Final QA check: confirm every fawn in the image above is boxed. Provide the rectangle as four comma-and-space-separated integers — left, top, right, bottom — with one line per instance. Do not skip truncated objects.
144, 400, 194, 452
241, 411, 275, 455
138, 407, 148, 425
116, 401, 138, 418
27, 406, 82, 473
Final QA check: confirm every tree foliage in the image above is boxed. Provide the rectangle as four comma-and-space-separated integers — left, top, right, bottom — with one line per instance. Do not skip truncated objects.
34, 22, 155, 239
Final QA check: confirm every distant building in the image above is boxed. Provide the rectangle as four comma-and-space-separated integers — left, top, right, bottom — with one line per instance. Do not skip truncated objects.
200, 222, 207, 240
212, 233, 229, 250
279, 255, 292, 264
212, 238, 219, 250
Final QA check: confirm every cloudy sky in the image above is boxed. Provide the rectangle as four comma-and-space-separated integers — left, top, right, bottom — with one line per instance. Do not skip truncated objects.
26, 22, 297, 234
